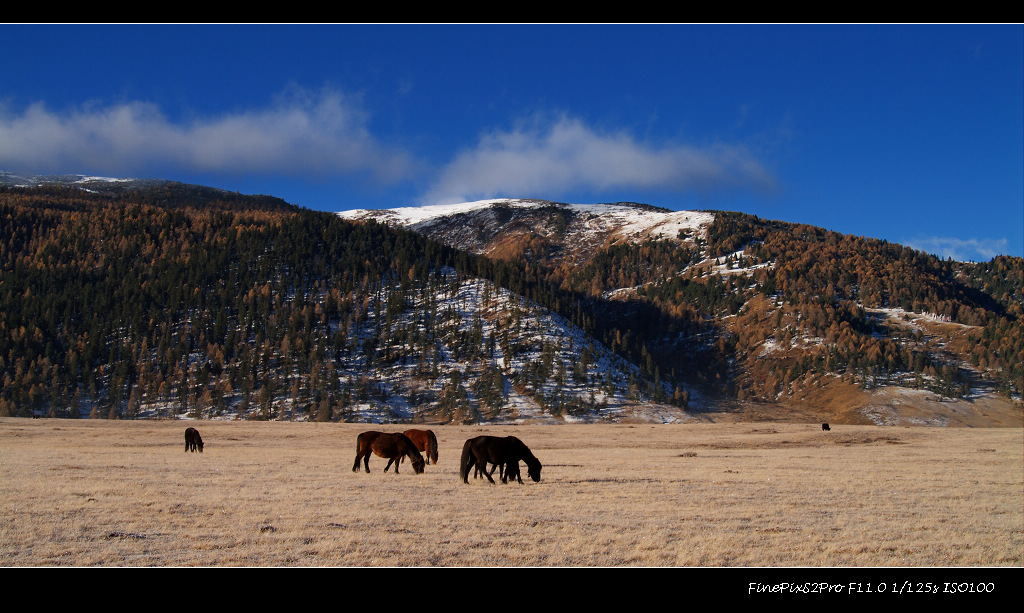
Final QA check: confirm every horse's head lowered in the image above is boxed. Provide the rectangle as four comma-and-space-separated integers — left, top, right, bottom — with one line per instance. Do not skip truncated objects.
526, 458, 542, 482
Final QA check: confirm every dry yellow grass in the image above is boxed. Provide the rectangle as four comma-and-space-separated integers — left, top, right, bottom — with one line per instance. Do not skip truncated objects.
1, 417, 1020, 567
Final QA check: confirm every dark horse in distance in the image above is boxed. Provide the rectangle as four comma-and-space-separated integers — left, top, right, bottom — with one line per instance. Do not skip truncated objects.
184, 427, 203, 453
460, 436, 541, 484
403, 429, 439, 465
353, 431, 425, 474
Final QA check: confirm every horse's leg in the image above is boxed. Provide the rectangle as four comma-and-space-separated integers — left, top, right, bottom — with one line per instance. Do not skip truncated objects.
386, 457, 397, 473
477, 459, 495, 484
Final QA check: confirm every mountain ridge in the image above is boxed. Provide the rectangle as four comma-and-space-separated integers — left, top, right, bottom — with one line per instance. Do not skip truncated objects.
0, 171, 297, 212
0, 181, 697, 425
339, 197, 1023, 426
1, 174, 1020, 426
340, 199, 715, 268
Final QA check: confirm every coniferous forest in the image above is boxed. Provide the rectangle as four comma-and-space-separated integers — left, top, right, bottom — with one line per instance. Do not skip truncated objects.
1, 184, 1021, 423
1, 186, 457, 419
0, 185, 673, 421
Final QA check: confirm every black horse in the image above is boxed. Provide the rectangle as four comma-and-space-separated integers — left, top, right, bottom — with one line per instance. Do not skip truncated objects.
460, 436, 541, 484
184, 427, 203, 453
822, 422, 831, 431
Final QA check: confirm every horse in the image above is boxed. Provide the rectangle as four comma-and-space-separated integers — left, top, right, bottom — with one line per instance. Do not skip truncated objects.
352, 431, 425, 474
403, 429, 439, 464
184, 427, 204, 453
460, 435, 541, 484
463, 438, 535, 484
821, 422, 831, 431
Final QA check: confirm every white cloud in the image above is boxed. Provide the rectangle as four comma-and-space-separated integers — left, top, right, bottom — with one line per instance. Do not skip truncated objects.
420, 115, 775, 205
0, 88, 416, 182
905, 236, 1009, 262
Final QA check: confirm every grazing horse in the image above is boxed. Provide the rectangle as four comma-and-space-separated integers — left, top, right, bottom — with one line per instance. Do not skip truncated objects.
403, 429, 439, 465
460, 436, 541, 484
352, 431, 425, 474
821, 423, 831, 431
184, 427, 203, 453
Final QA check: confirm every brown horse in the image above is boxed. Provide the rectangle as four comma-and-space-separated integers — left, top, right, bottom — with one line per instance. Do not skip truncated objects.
352, 431, 425, 474
460, 435, 541, 484
184, 427, 203, 453
402, 429, 439, 465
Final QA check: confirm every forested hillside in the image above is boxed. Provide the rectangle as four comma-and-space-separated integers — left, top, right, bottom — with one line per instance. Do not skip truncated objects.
0, 186, 668, 422
565, 210, 1024, 404
352, 201, 1023, 414
2, 184, 1020, 424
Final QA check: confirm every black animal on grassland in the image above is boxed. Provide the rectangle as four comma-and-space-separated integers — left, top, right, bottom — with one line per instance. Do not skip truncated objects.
459, 435, 540, 484
185, 427, 203, 452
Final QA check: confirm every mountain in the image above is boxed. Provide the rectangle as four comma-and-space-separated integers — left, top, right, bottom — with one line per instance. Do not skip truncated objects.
0, 171, 297, 212
1, 176, 1020, 426
342, 198, 1024, 426
0, 182, 686, 425
340, 198, 713, 269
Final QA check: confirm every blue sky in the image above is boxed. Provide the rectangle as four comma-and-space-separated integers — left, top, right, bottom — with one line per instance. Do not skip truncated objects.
1, 24, 1021, 261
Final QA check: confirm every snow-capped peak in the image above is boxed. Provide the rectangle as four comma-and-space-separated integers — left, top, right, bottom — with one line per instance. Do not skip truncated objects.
338, 198, 715, 255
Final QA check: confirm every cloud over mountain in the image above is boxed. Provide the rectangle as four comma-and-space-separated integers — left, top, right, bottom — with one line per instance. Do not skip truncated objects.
421, 115, 776, 205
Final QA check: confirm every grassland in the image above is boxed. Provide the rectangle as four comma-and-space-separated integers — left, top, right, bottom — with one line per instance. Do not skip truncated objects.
1, 417, 1020, 567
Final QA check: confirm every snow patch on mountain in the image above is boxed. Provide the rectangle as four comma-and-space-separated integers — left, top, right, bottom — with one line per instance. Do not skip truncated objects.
338, 198, 716, 252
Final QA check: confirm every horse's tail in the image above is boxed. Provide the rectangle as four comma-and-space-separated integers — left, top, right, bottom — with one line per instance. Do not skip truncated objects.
459, 439, 474, 483
427, 430, 439, 464
353, 432, 368, 472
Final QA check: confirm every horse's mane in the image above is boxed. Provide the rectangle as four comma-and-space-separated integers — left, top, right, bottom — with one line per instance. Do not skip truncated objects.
507, 436, 537, 461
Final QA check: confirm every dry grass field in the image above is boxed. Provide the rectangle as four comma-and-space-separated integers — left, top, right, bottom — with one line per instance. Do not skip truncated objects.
1, 417, 1020, 567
